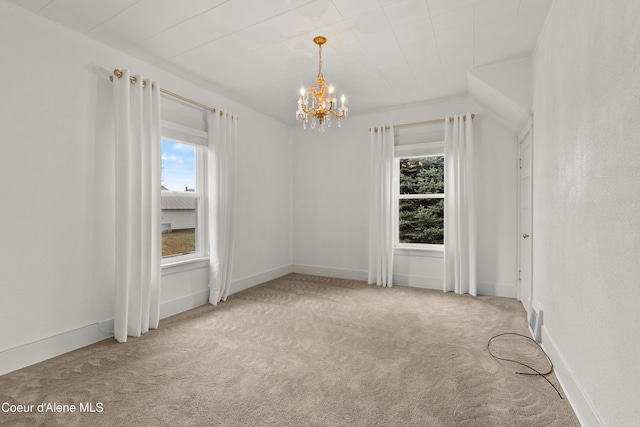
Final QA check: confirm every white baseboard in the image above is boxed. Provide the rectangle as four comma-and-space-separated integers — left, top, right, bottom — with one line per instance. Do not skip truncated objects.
0, 265, 520, 378
159, 289, 210, 319
392, 275, 515, 299
541, 326, 603, 427
230, 264, 293, 295
393, 273, 442, 290
478, 282, 517, 298
291, 267, 516, 299
0, 265, 295, 377
292, 264, 367, 281
0, 322, 113, 377
1, 289, 212, 377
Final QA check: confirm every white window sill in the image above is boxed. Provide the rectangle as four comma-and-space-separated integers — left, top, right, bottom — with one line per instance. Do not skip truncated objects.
161, 257, 209, 276
394, 246, 444, 258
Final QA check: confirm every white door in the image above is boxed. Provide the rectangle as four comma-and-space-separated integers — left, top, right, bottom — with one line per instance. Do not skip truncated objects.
518, 119, 533, 316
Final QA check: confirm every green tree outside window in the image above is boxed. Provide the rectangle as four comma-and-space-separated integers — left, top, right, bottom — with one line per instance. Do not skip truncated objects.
398, 156, 444, 245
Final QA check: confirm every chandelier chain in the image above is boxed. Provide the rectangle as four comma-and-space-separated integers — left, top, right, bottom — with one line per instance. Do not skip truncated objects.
317, 44, 323, 78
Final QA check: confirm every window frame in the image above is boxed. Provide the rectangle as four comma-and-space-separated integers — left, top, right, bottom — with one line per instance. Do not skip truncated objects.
160, 136, 207, 265
394, 149, 445, 252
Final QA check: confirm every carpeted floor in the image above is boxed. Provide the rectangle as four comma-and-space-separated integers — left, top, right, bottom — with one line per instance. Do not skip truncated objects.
0, 274, 580, 426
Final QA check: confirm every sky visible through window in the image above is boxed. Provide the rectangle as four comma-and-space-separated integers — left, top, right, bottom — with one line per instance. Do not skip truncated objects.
161, 138, 195, 191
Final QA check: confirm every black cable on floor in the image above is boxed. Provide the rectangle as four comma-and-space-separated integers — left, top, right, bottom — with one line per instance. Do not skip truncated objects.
487, 332, 563, 399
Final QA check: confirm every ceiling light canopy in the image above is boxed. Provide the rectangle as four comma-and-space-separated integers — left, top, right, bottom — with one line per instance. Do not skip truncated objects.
296, 36, 348, 131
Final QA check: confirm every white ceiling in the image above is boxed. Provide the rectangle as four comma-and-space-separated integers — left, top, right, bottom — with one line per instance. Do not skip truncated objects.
9, 0, 553, 124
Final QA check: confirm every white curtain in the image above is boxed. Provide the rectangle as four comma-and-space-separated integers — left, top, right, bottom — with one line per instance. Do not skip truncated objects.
207, 111, 238, 305
444, 114, 477, 295
113, 69, 161, 343
368, 125, 395, 287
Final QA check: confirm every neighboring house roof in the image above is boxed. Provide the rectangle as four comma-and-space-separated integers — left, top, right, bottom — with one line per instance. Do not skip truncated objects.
161, 195, 196, 210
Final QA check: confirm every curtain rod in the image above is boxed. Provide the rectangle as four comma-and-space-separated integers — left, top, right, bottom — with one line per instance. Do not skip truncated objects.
369, 114, 475, 133
110, 69, 229, 117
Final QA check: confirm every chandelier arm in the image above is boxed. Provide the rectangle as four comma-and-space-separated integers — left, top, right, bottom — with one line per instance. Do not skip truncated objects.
302, 106, 317, 115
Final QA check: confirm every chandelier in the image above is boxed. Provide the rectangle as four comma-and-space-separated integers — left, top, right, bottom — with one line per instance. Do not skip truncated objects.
296, 36, 348, 131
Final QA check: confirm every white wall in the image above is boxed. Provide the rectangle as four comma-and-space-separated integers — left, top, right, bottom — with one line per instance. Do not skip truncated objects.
532, 1, 640, 426
471, 58, 533, 112
292, 97, 518, 297
0, 1, 292, 374
468, 57, 533, 128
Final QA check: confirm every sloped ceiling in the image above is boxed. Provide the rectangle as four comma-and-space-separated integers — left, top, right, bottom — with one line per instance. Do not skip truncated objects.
468, 57, 533, 130
7, 0, 552, 124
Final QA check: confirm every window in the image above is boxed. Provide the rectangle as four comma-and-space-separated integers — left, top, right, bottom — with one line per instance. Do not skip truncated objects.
161, 137, 205, 263
397, 155, 445, 246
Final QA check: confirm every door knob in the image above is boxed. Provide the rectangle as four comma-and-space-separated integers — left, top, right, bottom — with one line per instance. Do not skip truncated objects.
522, 233, 530, 239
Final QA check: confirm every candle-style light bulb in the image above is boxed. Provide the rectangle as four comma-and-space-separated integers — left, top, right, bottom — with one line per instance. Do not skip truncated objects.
341, 94, 345, 108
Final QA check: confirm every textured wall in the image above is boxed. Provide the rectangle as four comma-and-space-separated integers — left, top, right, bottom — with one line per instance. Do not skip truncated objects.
532, 1, 640, 425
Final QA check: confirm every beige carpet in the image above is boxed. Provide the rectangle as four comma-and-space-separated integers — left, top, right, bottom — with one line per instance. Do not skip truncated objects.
0, 274, 579, 426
